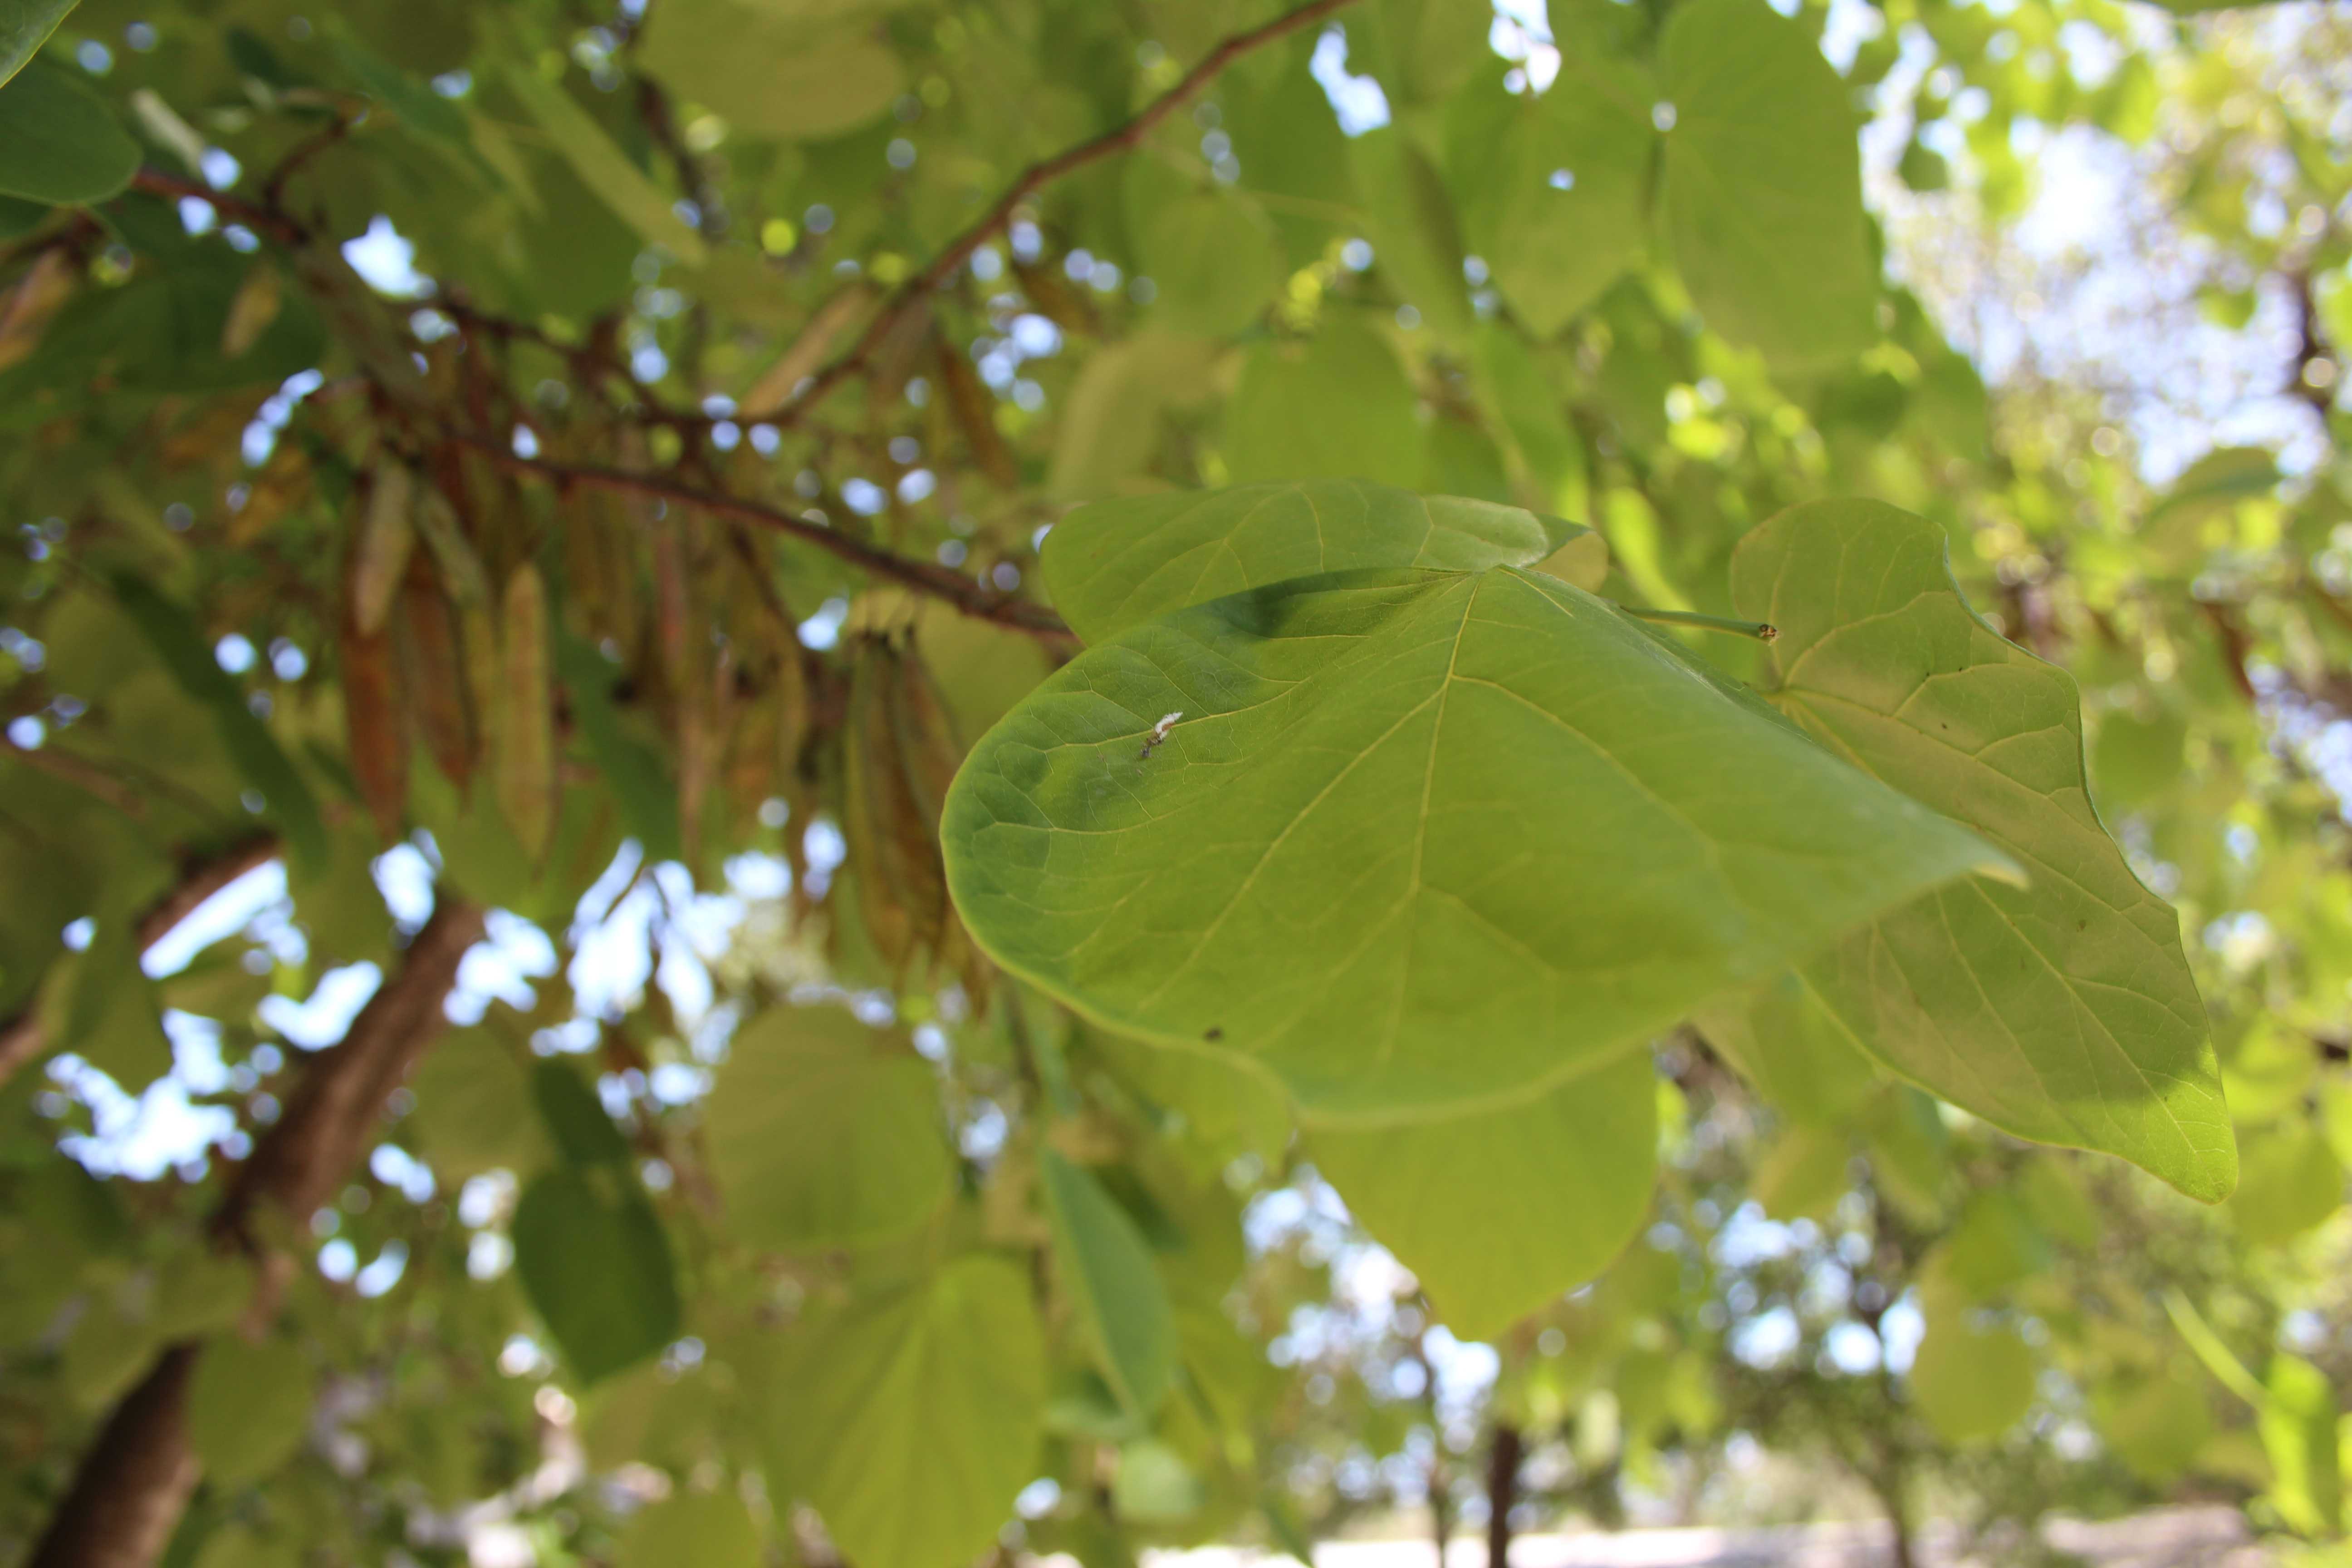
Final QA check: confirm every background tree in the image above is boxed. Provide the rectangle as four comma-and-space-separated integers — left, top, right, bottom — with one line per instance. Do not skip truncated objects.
0, 1, 2345, 1567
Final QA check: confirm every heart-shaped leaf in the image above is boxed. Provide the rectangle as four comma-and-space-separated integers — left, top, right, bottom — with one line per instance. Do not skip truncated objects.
1731, 499, 2234, 1200
945, 564, 2014, 1123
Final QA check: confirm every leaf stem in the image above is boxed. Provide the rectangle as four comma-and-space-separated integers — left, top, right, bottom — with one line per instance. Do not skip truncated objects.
1614, 605, 1780, 642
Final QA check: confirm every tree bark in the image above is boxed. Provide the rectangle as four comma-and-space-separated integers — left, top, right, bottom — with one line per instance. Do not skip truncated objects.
1484, 1422, 1523, 1568
0, 833, 281, 1088
28, 897, 481, 1568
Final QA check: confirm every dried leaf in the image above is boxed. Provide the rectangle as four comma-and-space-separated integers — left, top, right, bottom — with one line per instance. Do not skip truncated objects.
341, 609, 408, 843
220, 262, 285, 358
393, 559, 477, 787
738, 282, 874, 418
495, 563, 555, 862
352, 463, 419, 636
934, 331, 1017, 491
0, 247, 75, 373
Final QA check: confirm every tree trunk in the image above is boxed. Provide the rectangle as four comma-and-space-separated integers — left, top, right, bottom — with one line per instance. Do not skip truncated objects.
28, 897, 481, 1568
1484, 1422, 1523, 1568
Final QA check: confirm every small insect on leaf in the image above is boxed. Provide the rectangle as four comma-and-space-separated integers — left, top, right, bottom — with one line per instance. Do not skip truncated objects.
1138, 711, 1182, 761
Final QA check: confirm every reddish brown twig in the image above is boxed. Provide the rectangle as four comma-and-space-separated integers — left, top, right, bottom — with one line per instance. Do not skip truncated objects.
771, 0, 1364, 426
457, 436, 1076, 643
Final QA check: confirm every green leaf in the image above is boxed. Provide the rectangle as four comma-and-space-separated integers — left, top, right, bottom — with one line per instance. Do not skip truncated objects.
2262, 1354, 2342, 1537
2229, 1124, 2341, 1247
1730, 499, 2234, 1200
186, 1335, 314, 1487
1659, 0, 1875, 370
513, 1166, 681, 1384
1308, 1047, 1656, 1341
407, 1027, 552, 1180
1694, 971, 1876, 1126
770, 1256, 1047, 1568
1112, 1438, 1205, 1522
534, 1058, 632, 1167
1909, 1316, 2035, 1446
945, 561, 2012, 1124
0, 58, 137, 205
1124, 163, 1279, 339
2096, 1367, 2211, 1484
1224, 315, 1423, 489
615, 1489, 763, 1568
556, 633, 683, 864
1346, 127, 1473, 342
110, 573, 328, 872
638, 0, 903, 142
0, 0, 75, 88
1042, 479, 1580, 645
705, 1006, 951, 1251
1041, 1147, 1177, 1419
1446, 60, 1652, 339
501, 64, 709, 268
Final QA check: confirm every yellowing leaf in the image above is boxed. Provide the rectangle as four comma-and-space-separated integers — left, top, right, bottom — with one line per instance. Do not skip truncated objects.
770, 1257, 1047, 1568
1309, 1048, 1656, 1341
706, 1006, 951, 1251
1659, 0, 1875, 369
638, 0, 903, 142
1732, 500, 2234, 1201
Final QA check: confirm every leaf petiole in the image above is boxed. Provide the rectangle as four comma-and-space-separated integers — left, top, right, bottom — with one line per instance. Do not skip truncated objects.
1613, 603, 1780, 642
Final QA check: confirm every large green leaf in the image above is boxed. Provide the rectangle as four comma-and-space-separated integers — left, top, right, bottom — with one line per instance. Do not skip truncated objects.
0, 55, 136, 204
1040, 1147, 1176, 1418
0, 57, 136, 205
705, 1006, 951, 1251
771, 1256, 1047, 1568
1693, 972, 1877, 1126
1446, 53, 1653, 340
186, 1335, 315, 1487
1730, 499, 2234, 1200
1659, 0, 1875, 370
513, 1166, 681, 1384
1223, 316, 1421, 489
1042, 479, 1580, 645
1124, 162, 1279, 339
0, 0, 74, 88
1309, 1047, 1656, 1341
945, 563, 2013, 1125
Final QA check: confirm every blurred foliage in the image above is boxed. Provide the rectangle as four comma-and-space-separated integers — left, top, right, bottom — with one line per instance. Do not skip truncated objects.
0, 0, 2347, 1566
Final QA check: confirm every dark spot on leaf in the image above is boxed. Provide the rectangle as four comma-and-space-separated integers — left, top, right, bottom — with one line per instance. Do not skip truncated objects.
1204, 1027, 1223, 1041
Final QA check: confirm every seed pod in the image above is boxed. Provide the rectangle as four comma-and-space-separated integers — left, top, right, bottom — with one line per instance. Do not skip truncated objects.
495, 564, 555, 862
351, 463, 418, 637
340, 608, 408, 844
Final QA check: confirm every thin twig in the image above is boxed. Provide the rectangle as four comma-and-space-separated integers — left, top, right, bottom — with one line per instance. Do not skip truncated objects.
771, 0, 1364, 426
1616, 604, 1779, 642
458, 436, 1076, 643
262, 106, 363, 212
128, 168, 300, 245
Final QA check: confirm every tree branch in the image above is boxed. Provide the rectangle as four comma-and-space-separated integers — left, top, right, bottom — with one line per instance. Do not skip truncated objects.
29, 897, 483, 1568
0, 833, 282, 1089
771, 0, 1365, 426
458, 436, 1077, 644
